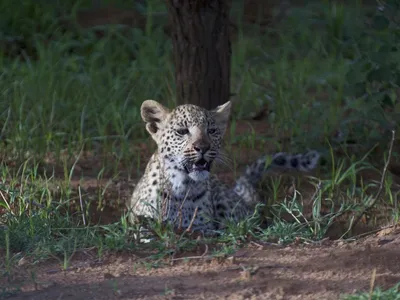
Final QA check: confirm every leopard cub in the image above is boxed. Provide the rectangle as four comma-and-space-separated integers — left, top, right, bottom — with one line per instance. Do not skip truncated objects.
128, 100, 320, 232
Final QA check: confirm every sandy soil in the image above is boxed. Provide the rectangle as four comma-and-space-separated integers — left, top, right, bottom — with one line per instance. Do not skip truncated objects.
2, 227, 400, 300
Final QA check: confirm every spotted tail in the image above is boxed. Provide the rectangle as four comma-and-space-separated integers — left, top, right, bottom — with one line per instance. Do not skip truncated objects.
233, 151, 320, 206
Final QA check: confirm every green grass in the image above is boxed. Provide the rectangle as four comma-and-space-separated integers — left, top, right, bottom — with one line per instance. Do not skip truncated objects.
0, 0, 172, 163
343, 282, 400, 300
0, 164, 137, 256
0, 0, 399, 272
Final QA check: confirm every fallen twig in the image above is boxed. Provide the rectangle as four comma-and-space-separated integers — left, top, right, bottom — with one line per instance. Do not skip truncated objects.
186, 206, 198, 232
171, 244, 209, 262
78, 185, 86, 226
347, 129, 395, 235
344, 223, 399, 241
310, 180, 322, 202
175, 188, 191, 231
250, 240, 265, 249
0, 189, 9, 210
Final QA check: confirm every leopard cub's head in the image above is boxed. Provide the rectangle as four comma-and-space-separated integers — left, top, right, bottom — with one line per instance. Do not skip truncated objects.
141, 100, 231, 182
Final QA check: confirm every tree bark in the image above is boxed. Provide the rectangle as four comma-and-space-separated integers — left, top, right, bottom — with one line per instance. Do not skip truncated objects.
166, 0, 231, 110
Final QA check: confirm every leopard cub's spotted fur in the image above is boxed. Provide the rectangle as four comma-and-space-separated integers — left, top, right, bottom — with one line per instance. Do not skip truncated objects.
128, 100, 320, 232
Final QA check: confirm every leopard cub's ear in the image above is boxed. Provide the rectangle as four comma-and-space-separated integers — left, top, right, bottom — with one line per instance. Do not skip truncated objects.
141, 100, 170, 135
211, 101, 231, 131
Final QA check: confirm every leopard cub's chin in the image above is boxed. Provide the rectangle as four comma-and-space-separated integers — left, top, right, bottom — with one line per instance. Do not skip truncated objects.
188, 170, 210, 182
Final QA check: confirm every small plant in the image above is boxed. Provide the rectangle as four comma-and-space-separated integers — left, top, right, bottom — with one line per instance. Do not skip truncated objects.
342, 282, 400, 300
269, 185, 350, 242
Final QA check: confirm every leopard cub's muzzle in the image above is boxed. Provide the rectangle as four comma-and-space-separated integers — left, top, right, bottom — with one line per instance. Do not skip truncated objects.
183, 139, 215, 180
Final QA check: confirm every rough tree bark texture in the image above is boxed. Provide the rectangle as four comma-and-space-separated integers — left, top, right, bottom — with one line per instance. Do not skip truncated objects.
165, 0, 231, 109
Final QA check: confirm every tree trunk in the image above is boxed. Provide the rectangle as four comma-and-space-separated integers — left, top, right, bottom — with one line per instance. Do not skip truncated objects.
166, 0, 231, 110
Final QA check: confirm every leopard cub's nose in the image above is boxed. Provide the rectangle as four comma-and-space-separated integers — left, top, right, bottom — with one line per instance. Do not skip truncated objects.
192, 141, 210, 154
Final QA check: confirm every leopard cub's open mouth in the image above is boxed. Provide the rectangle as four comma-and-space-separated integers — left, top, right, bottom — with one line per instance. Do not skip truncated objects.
185, 158, 211, 173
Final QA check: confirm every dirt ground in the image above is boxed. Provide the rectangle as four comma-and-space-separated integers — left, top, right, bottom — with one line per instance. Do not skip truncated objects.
2, 227, 400, 300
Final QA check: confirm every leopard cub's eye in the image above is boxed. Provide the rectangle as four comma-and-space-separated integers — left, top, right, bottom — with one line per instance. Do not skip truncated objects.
176, 128, 189, 135
208, 128, 217, 135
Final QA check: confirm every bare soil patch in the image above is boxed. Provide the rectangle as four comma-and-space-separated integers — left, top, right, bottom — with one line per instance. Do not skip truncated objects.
3, 227, 400, 299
